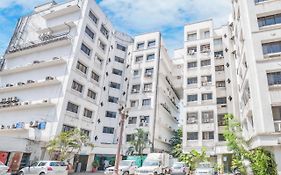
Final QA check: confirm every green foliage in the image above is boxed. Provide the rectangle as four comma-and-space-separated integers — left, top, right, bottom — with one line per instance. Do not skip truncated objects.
129, 128, 149, 155
171, 144, 182, 158
179, 147, 209, 171
223, 114, 277, 175
92, 160, 99, 168
169, 128, 182, 157
46, 129, 94, 161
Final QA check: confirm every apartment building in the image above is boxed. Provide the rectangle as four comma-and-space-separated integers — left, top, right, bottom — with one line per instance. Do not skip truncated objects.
230, 0, 281, 172
123, 32, 179, 154
178, 20, 236, 172
0, 0, 133, 171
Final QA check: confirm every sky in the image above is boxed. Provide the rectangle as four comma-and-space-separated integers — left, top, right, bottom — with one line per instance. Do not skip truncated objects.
0, 0, 232, 56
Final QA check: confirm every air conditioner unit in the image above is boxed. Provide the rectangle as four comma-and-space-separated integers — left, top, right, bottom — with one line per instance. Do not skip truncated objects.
6, 83, 13, 87
17, 82, 25, 86
132, 89, 138, 93
12, 124, 16, 129
23, 101, 30, 105
42, 99, 49, 103
27, 80, 35, 84
46, 76, 54, 81
188, 50, 195, 55
33, 60, 40, 64
53, 57, 59, 60
29, 121, 39, 128
1, 125, 4, 129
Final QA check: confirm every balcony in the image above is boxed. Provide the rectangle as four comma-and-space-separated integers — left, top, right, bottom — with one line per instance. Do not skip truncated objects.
5, 34, 71, 58
274, 121, 281, 132
0, 77, 60, 93
0, 57, 66, 75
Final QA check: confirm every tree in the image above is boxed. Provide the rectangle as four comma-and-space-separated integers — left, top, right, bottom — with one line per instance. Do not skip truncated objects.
169, 128, 182, 158
223, 114, 278, 175
46, 129, 94, 161
129, 128, 148, 155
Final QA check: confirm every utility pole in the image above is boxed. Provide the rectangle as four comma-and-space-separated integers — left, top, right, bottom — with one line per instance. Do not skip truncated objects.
114, 106, 127, 175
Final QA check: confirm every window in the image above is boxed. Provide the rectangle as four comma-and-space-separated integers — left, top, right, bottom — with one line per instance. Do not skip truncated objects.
85, 26, 95, 39
255, 0, 269, 3
83, 108, 93, 118
218, 114, 227, 126
144, 83, 152, 92
135, 55, 143, 63
76, 61, 88, 74
262, 41, 281, 55
91, 71, 100, 82
187, 61, 197, 68
218, 134, 226, 141
89, 11, 98, 24
103, 127, 114, 134
187, 132, 198, 140
114, 56, 125, 63
214, 51, 224, 58
202, 93, 213, 101
187, 77, 198, 85
108, 96, 118, 103
217, 97, 227, 104
147, 54, 155, 61
106, 111, 117, 118
201, 75, 212, 86
87, 89, 96, 100
214, 38, 223, 47
215, 65, 225, 71
100, 24, 109, 39
145, 68, 154, 77
128, 117, 137, 124
187, 33, 197, 41
202, 111, 214, 123
258, 13, 281, 27
62, 124, 75, 132
142, 99, 151, 106
267, 71, 281, 85
201, 44, 211, 52
117, 44, 126, 51
187, 94, 198, 102
187, 46, 197, 55
216, 81, 226, 87
131, 84, 140, 93
71, 81, 83, 93
203, 31, 210, 39
148, 40, 156, 47
130, 100, 138, 107
81, 43, 91, 56
187, 112, 198, 124
133, 70, 141, 77
201, 59, 211, 67
110, 82, 121, 89
98, 40, 106, 51
112, 68, 122, 76
140, 116, 149, 126
126, 134, 135, 142
66, 102, 79, 114
202, 132, 214, 140
95, 55, 103, 66
137, 42, 145, 50
81, 129, 90, 137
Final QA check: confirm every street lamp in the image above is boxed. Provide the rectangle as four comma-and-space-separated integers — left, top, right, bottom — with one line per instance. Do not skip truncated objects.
114, 104, 128, 175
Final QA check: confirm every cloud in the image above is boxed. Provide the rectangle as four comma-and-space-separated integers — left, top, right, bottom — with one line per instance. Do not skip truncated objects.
99, 0, 232, 55
0, 0, 45, 10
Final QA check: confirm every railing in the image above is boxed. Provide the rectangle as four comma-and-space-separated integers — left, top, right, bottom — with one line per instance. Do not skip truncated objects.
274, 120, 281, 132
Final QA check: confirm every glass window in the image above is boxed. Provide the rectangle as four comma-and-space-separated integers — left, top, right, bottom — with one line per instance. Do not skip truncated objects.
62, 125, 74, 132
130, 100, 138, 107
81, 43, 91, 56
202, 111, 214, 123
215, 65, 225, 71
218, 134, 226, 141
126, 134, 135, 142
216, 81, 226, 87
200, 44, 211, 52
85, 26, 95, 39
217, 97, 227, 104
115, 56, 125, 63
187, 33, 197, 41
201, 59, 211, 67
76, 61, 88, 74
112, 68, 123, 76
91, 71, 100, 82
128, 117, 137, 124
66, 102, 79, 114
135, 55, 143, 63
144, 83, 152, 92
108, 96, 119, 103
258, 13, 281, 27
218, 114, 227, 126
81, 129, 90, 137
148, 40, 156, 47
142, 99, 151, 106
187, 77, 198, 85
117, 44, 126, 51
202, 131, 214, 140
267, 71, 281, 85
145, 68, 154, 77
89, 11, 98, 24
214, 51, 224, 58
187, 94, 198, 102
131, 84, 141, 93
137, 42, 145, 50
202, 93, 213, 101
71, 80, 83, 93
187, 112, 198, 124
98, 40, 106, 51
106, 111, 117, 118
133, 70, 141, 77
110, 82, 121, 89
87, 89, 96, 100
83, 108, 93, 118
187, 46, 197, 55
100, 24, 109, 39
187, 132, 198, 140
187, 61, 197, 68
201, 75, 212, 86
103, 127, 114, 134
262, 41, 281, 55
147, 54, 155, 61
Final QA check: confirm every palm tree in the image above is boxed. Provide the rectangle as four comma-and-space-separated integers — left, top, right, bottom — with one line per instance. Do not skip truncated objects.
129, 128, 148, 155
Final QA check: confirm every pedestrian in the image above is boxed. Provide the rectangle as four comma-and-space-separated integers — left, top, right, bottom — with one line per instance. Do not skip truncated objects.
76, 162, 82, 173
67, 160, 74, 174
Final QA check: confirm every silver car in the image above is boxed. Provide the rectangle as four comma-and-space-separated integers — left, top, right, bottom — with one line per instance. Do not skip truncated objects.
171, 162, 189, 175
18, 161, 67, 175
0, 161, 9, 175
194, 162, 214, 175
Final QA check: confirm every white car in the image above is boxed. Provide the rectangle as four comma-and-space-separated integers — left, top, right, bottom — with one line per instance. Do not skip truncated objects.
0, 161, 10, 175
104, 160, 137, 175
171, 162, 189, 175
18, 161, 67, 175
194, 162, 214, 175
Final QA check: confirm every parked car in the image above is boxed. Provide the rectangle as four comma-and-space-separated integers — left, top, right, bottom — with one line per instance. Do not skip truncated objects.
18, 161, 67, 175
0, 161, 10, 175
194, 162, 214, 175
171, 162, 189, 175
104, 160, 137, 175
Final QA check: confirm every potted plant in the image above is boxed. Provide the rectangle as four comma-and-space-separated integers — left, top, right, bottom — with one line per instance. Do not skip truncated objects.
91, 160, 99, 172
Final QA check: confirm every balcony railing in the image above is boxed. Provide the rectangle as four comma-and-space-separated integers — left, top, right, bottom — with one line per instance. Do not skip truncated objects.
274, 120, 281, 132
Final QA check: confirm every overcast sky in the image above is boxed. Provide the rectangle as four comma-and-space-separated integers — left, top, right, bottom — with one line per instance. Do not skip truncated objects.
0, 0, 232, 56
